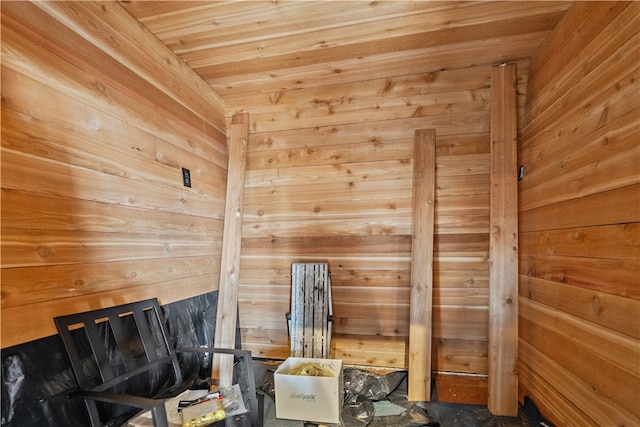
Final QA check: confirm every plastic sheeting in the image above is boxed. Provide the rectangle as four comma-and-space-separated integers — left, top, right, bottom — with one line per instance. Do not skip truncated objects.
257, 365, 439, 427
340, 368, 439, 427
1, 292, 224, 427
258, 363, 550, 427
2, 334, 91, 426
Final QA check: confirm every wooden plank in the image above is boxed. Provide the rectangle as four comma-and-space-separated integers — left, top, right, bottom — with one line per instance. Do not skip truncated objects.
521, 32, 640, 166
211, 33, 544, 100
524, 2, 640, 140
488, 64, 519, 416
290, 263, 305, 357
333, 303, 409, 323
1, 149, 224, 220
238, 301, 291, 331
518, 359, 598, 427
243, 175, 485, 207
246, 153, 486, 188
520, 270, 640, 339
519, 256, 639, 300
244, 91, 489, 134
302, 265, 314, 356
242, 198, 412, 222
248, 128, 487, 155
525, 2, 637, 118
1, 256, 218, 308
1, 227, 219, 269
246, 159, 412, 187
248, 105, 490, 134
519, 183, 640, 233
1, 2, 226, 150
1, 62, 227, 176
231, 64, 498, 113
241, 216, 412, 239
243, 178, 413, 205
0, 274, 217, 349
33, 1, 227, 135
1, 90, 228, 188
248, 121, 485, 152
247, 141, 412, 169
519, 142, 640, 213
519, 223, 640, 261
320, 314, 479, 341
154, 2, 565, 61
213, 113, 249, 386
243, 216, 411, 239
520, 297, 639, 378
408, 129, 436, 401
332, 287, 410, 307
308, 263, 330, 358
435, 233, 489, 253
519, 316, 640, 421
433, 338, 488, 374
433, 306, 489, 341
240, 254, 411, 273
136, 1, 458, 53
192, 11, 561, 79
520, 109, 640, 194
435, 270, 489, 289
0, 189, 221, 237
241, 235, 412, 255
331, 334, 408, 369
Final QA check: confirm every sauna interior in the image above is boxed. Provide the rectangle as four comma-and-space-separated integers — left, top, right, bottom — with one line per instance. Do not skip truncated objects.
1, 1, 638, 426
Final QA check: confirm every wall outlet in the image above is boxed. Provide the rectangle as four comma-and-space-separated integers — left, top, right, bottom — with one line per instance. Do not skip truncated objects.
182, 167, 191, 187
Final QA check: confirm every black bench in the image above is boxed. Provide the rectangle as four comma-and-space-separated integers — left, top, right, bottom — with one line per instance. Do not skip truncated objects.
54, 298, 260, 427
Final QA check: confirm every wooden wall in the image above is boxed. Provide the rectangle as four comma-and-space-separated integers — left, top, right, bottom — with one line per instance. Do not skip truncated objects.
1, 2, 228, 348
518, 2, 639, 425
227, 61, 530, 373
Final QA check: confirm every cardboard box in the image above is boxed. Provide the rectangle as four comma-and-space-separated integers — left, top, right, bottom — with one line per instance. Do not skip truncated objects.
274, 357, 343, 424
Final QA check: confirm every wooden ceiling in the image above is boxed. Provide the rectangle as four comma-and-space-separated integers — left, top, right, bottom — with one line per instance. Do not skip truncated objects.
120, 1, 573, 103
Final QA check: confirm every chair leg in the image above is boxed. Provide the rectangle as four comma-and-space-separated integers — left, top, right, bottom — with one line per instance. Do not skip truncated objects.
238, 352, 261, 427
151, 403, 169, 427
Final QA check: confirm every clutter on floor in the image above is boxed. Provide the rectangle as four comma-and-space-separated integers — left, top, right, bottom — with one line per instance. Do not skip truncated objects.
258, 361, 554, 427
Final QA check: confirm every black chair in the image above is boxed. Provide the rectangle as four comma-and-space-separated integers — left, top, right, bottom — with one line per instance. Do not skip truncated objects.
54, 298, 260, 427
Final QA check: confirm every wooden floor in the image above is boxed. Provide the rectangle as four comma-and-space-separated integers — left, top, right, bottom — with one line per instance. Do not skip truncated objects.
434, 374, 488, 405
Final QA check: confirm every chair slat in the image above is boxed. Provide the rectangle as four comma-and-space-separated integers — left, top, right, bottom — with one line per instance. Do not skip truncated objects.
83, 317, 116, 383
133, 306, 161, 363
109, 312, 138, 372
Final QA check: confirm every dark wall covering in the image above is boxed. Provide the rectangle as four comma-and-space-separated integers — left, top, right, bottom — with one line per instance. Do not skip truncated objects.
1, 292, 225, 427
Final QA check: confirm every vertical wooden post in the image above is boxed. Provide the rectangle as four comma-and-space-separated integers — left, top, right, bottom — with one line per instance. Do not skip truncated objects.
488, 64, 519, 415
408, 129, 436, 401
213, 113, 249, 386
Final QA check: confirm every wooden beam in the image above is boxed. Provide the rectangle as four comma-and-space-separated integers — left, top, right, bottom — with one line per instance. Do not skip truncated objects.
408, 129, 436, 401
213, 113, 249, 386
488, 64, 519, 416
